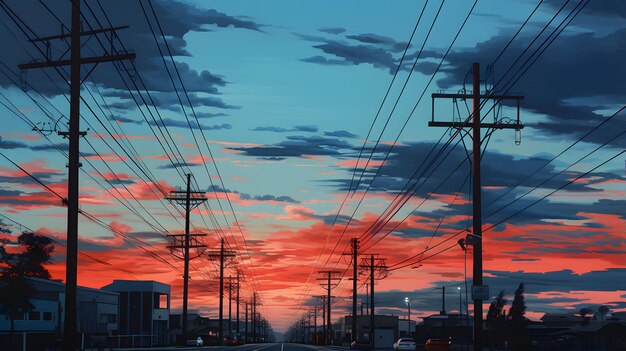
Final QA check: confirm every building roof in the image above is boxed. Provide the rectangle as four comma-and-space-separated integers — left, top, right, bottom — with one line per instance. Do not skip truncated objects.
101, 279, 170, 293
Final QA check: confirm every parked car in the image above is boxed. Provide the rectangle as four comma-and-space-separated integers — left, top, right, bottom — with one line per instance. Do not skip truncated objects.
425, 338, 450, 351
350, 340, 371, 350
186, 337, 204, 347
393, 338, 417, 350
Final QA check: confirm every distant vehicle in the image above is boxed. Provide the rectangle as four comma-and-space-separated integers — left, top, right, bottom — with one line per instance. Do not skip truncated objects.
186, 337, 203, 347
393, 338, 416, 350
425, 338, 450, 351
350, 340, 371, 350
226, 337, 242, 346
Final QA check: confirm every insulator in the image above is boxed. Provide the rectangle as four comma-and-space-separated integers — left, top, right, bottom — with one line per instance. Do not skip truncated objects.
515, 129, 522, 146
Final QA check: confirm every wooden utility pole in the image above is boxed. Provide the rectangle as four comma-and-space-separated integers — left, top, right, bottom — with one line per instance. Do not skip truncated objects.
428, 62, 523, 351
206, 239, 236, 345
17, 2, 135, 350
360, 255, 387, 350
244, 300, 249, 343
352, 238, 359, 343
166, 173, 208, 342
236, 271, 241, 335
318, 270, 341, 345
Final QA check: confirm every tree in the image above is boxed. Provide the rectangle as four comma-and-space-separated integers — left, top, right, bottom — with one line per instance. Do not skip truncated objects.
508, 283, 528, 350
579, 307, 592, 326
508, 283, 527, 325
598, 305, 610, 321
486, 290, 507, 327
0, 232, 55, 335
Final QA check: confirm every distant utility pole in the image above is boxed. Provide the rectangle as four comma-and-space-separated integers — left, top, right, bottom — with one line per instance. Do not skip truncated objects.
17, 2, 135, 350
309, 306, 320, 344
244, 300, 249, 342
316, 295, 327, 345
360, 254, 387, 350
166, 173, 207, 342
428, 62, 524, 351
318, 270, 341, 345
435, 286, 446, 315
352, 238, 359, 342
252, 292, 259, 342
206, 239, 236, 345
236, 271, 241, 335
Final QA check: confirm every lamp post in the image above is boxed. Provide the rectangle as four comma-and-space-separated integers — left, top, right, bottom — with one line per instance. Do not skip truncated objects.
458, 286, 462, 316
404, 297, 411, 337
404, 297, 411, 322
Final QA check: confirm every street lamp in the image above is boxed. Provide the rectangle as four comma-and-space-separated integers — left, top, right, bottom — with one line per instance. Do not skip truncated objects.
458, 287, 462, 316
404, 297, 411, 322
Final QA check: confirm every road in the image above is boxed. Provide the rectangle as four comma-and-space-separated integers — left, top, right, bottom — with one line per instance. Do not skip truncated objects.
115, 342, 346, 351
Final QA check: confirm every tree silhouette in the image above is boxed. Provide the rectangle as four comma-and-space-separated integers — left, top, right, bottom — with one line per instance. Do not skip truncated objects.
508, 283, 527, 325
579, 307, 592, 326
486, 290, 507, 327
598, 305, 609, 321
0, 232, 55, 335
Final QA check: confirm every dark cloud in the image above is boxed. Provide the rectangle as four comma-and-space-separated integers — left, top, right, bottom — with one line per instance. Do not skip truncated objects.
318, 27, 346, 35
207, 185, 299, 204
345, 33, 408, 52
239, 194, 299, 204
324, 130, 358, 138
250, 125, 318, 133
148, 118, 232, 131
229, 135, 354, 158
300, 56, 352, 66
107, 115, 144, 125
435, 26, 626, 143
0, 139, 28, 149
295, 33, 398, 73
195, 112, 229, 119
0, 0, 258, 108
157, 161, 199, 170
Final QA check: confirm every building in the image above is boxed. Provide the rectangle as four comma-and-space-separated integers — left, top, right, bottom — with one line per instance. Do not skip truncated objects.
0, 277, 119, 350
102, 280, 170, 347
335, 315, 399, 348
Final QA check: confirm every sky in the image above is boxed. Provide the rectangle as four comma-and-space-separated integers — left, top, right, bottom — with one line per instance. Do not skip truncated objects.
0, 0, 625, 332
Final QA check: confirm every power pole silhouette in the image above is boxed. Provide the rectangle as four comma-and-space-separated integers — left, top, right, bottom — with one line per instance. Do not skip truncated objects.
17, 2, 135, 349
236, 271, 241, 335
206, 239, 236, 345
309, 305, 322, 344
351, 238, 359, 343
225, 275, 240, 339
428, 62, 523, 351
166, 173, 207, 342
360, 254, 388, 350
315, 295, 327, 345
318, 270, 341, 345
244, 300, 249, 343
252, 292, 259, 342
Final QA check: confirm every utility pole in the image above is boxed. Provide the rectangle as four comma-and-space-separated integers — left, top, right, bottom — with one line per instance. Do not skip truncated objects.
360, 254, 387, 350
318, 270, 341, 345
252, 292, 258, 343
435, 286, 446, 315
166, 174, 208, 342
17, 3, 135, 350
236, 271, 241, 336
244, 301, 249, 343
351, 238, 359, 343
428, 62, 523, 351
224, 275, 240, 339
309, 306, 319, 344
206, 239, 236, 345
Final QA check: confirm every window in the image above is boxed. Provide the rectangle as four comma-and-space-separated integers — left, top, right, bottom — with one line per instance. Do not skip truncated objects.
43, 312, 52, 321
103, 314, 117, 323
28, 311, 40, 320
11, 312, 24, 320
154, 293, 168, 309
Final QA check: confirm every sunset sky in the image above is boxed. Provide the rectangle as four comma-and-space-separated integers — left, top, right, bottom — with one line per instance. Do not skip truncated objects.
0, 0, 625, 332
